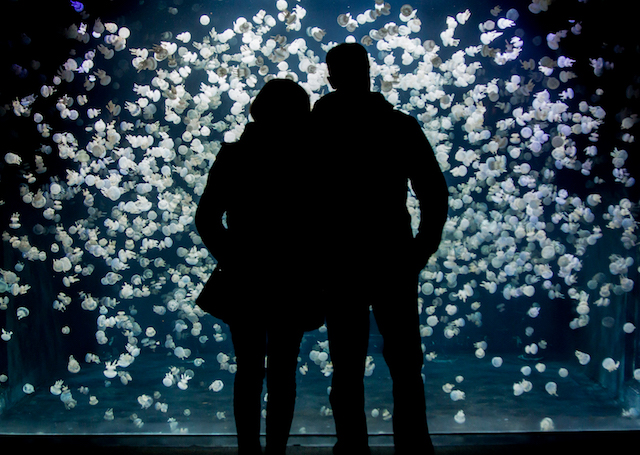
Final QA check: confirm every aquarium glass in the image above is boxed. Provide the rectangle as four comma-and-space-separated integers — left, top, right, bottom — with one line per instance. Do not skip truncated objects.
0, 0, 639, 439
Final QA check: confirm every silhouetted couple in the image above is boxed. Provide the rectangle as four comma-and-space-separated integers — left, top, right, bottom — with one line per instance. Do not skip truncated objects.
195, 43, 448, 455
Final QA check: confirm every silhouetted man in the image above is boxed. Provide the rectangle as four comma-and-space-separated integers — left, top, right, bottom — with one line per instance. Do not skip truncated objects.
312, 43, 448, 455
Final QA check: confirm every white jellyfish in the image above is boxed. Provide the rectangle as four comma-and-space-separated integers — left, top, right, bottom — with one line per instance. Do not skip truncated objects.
540, 417, 555, 431
545, 382, 558, 396
575, 350, 591, 365
162, 372, 175, 387
209, 380, 224, 392
23, 383, 35, 394
67, 355, 81, 374
602, 358, 620, 372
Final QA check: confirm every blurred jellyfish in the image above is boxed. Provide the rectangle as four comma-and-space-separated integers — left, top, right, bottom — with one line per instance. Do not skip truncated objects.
575, 350, 591, 365
602, 358, 620, 372
67, 355, 81, 373
23, 383, 35, 394
540, 417, 555, 431
70, 1, 84, 12
209, 380, 224, 392
545, 382, 558, 396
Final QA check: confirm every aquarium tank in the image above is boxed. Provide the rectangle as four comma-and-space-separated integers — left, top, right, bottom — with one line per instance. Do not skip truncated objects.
0, 0, 638, 445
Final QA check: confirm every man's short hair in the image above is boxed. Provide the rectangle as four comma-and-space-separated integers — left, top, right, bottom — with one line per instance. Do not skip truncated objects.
325, 43, 370, 91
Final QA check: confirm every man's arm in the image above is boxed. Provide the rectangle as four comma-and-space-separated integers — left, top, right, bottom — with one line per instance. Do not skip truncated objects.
405, 116, 449, 271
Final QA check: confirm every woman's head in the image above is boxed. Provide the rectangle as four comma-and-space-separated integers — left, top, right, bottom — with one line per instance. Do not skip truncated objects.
250, 79, 310, 124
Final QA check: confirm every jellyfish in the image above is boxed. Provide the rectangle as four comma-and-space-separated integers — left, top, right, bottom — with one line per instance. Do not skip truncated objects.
23, 383, 35, 394
540, 417, 555, 431
545, 382, 558, 396
67, 355, 81, 373
575, 350, 591, 365
69, 1, 84, 13
602, 358, 620, 372
16, 307, 30, 320
177, 374, 191, 390
138, 394, 154, 409
454, 410, 466, 424
209, 380, 224, 392
513, 382, 524, 396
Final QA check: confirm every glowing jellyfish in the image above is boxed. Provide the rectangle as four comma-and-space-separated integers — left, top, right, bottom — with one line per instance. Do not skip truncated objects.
450, 390, 465, 401
400, 4, 413, 18
602, 358, 620, 372
16, 307, 30, 320
1, 329, 12, 341
513, 382, 524, 396
575, 350, 591, 365
163, 373, 175, 387
337, 14, 350, 27
209, 380, 224, 392
545, 382, 558, 396
491, 357, 503, 368
540, 417, 555, 431
104, 361, 118, 379
454, 410, 466, 424
4, 152, 22, 165
70, 1, 84, 12
623, 323, 636, 334
200, 15, 210, 26
67, 355, 81, 373
23, 383, 35, 394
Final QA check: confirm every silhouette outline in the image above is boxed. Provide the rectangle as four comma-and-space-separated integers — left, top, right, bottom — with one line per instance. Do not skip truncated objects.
195, 78, 321, 455
311, 43, 449, 455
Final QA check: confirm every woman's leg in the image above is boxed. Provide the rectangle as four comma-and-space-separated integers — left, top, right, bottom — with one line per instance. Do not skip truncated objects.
230, 321, 267, 455
264, 327, 305, 455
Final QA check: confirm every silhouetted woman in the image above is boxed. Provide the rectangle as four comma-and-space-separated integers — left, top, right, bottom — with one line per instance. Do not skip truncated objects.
195, 78, 321, 455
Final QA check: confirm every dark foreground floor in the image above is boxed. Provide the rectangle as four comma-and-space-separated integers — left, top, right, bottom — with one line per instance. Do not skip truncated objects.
1, 431, 637, 455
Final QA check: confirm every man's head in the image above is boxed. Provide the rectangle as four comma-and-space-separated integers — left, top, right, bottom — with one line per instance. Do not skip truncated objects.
325, 43, 370, 93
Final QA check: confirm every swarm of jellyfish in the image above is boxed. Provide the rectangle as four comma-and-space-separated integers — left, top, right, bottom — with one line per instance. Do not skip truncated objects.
1, 0, 639, 431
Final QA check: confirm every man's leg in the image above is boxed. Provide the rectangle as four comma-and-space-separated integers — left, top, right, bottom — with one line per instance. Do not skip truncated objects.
373, 279, 435, 455
326, 298, 372, 455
